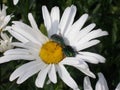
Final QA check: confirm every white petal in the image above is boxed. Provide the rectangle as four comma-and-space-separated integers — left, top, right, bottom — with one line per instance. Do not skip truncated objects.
1, 4, 7, 16
4, 49, 30, 55
48, 64, 57, 83
10, 43, 39, 57
8, 28, 29, 43
75, 23, 96, 43
28, 13, 40, 32
28, 13, 48, 43
0, 15, 11, 29
78, 29, 108, 44
79, 52, 106, 63
13, 0, 19, 5
79, 68, 95, 78
16, 62, 44, 84
0, 55, 35, 63
66, 23, 95, 46
84, 76, 93, 90
10, 61, 39, 81
72, 63, 95, 78
11, 24, 41, 44
11, 20, 48, 44
76, 54, 99, 64
115, 83, 120, 90
42, 6, 52, 37
60, 57, 80, 65
15, 60, 47, 84
1, 32, 10, 40
50, 6, 60, 36
95, 72, 109, 90
76, 40, 100, 51
65, 14, 88, 37
35, 65, 51, 88
57, 64, 79, 90
59, 5, 76, 35
62, 5, 77, 36
11, 42, 40, 52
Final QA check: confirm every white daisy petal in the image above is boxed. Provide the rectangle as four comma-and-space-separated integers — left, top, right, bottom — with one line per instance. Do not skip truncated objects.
79, 52, 106, 63
35, 65, 51, 88
76, 54, 100, 64
57, 64, 79, 90
0, 15, 11, 29
11, 42, 40, 52
60, 57, 80, 65
0, 32, 13, 53
62, 5, 77, 36
10, 61, 39, 81
12, 21, 39, 35
42, 6, 52, 37
0, 55, 35, 63
10, 21, 48, 44
13, 0, 19, 5
84, 76, 93, 90
8, 28, 29, 43
28, 13, 48, 43
65, 14, 88, 37
115, 83, 120, 90
10, 61, 38, 81
95, 72, 109, 90
65, 59, 94, 77
1, 32, 9, 40
28, 13, 40, 32
4, 49, 30, 55
16, 62, 45, 84
11, 25, 41, 44
50, 6, 60, 36
59, 6, 70, 34
66, 22, 95, 46
77, 29, 108, 44
48, 64, 57, 83
76, 40, 100, 51
59, 5, 76, 35
0, 4, 11, 30
1, 4, 7, 16
74, 23, 96, 43
76, 67, 96, 78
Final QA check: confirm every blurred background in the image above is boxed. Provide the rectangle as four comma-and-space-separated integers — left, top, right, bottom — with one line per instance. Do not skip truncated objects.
0, 0, 120, 90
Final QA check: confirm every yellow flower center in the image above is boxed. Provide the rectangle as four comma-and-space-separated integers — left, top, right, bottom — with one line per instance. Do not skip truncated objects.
39, 41, 65, 64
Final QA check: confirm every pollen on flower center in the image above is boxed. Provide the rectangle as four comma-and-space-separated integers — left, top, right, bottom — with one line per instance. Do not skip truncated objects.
39, 41, 65, 64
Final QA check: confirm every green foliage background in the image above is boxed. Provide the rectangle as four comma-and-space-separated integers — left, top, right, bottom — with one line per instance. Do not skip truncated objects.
0, 0, 120, 90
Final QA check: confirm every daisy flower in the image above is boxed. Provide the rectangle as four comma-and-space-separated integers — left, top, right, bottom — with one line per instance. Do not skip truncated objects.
0, 4, 13, 53
84, 72, 120, 90
0, 4, 11, 31
0, 5, 108, 89
13, 0, 19, 5
0, 32, 13, 53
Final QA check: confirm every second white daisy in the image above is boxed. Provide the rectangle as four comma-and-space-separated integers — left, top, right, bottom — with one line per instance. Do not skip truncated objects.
84, 72, 120, 90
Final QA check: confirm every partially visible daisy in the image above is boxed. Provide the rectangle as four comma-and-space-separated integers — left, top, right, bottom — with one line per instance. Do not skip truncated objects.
0, 5, 108, 90
0, 4, 13, 53
84, 72, 120, 90
13, 0, 19, 5
0, 4, 11, 31
116, 83, 120, 90
0, 32, 13, 53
